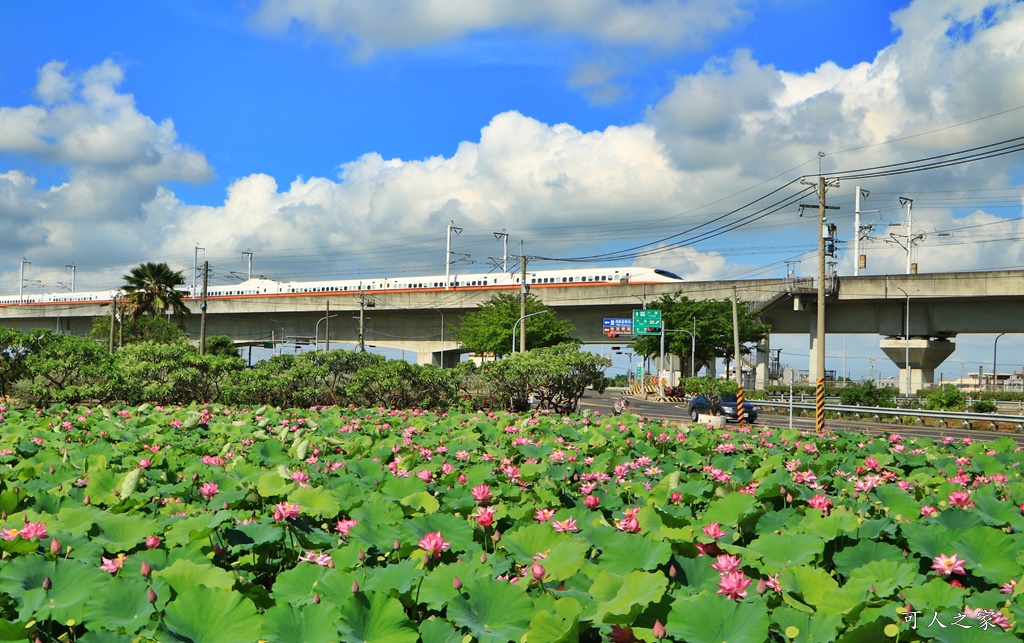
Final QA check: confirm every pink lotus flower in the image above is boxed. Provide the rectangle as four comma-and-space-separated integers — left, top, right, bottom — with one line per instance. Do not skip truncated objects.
717, 571, 752, 600
920, 505, 938, 517
100, 556, 125, 574
298, 551, 334, 567
474, 506, 497, 528
711, 554, 742, 574
1, 528, 20, 541
418, 531, 450, 560
534, 509, 556, 523
931, 553, 966, 576
138, 459, 152, 469
948, 490, 974, 509
616, 508, 641, 533
336, 519, 359, 536
471, 485, 493, 505
20, 522, 48, 540
145, 534, 161, 549
199, 482, 219, 500
1000, 579, 1016, 594
290, 470, 310, 486
702, 522, 725, 540
551, 517, 579, 532
807, 494, 833, 514
584, 494, 600, 508
273, 501, 302, 522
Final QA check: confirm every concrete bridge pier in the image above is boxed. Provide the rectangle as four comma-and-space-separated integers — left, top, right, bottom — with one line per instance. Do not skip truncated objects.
419, 348, 461, 368
879, 337, 956, 394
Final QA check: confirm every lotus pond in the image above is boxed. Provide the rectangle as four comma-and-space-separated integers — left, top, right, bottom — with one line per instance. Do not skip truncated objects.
0, 403, 1023, 642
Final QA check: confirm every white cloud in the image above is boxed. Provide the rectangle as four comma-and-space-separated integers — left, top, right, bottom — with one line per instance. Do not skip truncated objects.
250, 0, 752, 55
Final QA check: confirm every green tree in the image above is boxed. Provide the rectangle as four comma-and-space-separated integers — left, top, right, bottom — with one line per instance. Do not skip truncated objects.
89, 314, 189, 346
480, 344, 609, 413
839, 380, 898, 408
452, 293, 577, 358
122, 262, 191, 321
630, 295, 770, 374
0, 328, 42, 398
205, 335, 240, 358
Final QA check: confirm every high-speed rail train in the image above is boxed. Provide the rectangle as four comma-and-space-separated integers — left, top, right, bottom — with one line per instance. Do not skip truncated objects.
0, 266, 683, 306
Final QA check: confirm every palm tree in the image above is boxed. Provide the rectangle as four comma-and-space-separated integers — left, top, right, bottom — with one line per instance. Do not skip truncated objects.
122, 262, 190, 321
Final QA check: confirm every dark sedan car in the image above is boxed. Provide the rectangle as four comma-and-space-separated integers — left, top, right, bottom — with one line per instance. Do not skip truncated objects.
688, 393, 758, 423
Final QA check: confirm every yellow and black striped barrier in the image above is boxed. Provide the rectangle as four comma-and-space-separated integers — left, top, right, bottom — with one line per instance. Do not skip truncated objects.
736, 388, 746, 424
815, 378, 826, 431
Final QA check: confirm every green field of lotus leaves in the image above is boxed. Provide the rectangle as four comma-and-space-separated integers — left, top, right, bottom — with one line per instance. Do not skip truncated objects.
0, 402, 1022, 642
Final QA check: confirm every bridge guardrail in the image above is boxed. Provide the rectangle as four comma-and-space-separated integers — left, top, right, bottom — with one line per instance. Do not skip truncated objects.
756, 400, 1024, 430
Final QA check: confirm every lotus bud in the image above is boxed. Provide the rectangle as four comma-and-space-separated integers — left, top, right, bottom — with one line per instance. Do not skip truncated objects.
113, 490, 120, 497
670, 492, 682, 504
0, 511, 4, 520
57, 484, 62, 492
193, 473, 199, 481
393, 540, 401, 551
492, 531, 501, 543
223, 502, 229, 510
653, 620, 666, 640
584, 495, 600, 509
357, 549, 365, 561
140, 562, 151, 577
453, 575, 463, 590
145, 534, 161, 549
668, 564, 677, 579
457, 474, 467, 484
352, 580, 360, 593
49, 465, 55, 475
147, 588, 157, 603
49, 538, 61, 555
531, 561, 545, 581
84, 495, 90, 505
313, 593, 321, 604
756, 579, 768, 594
42, 577, 52, 591
480, 552, 487, 563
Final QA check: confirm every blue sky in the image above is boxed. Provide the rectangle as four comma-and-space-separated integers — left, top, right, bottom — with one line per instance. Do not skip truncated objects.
2, 0, 1024, 379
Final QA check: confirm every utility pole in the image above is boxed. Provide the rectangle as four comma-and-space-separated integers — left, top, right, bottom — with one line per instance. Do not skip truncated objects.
358, 294, 375, 352
199, 261, 209, 356
66, 264, 76, 292
445, 221, 462, 291
325, 301, 330, 352
853, 187, 872, 276
519, 240, 527, 353
193, 244, 205, 296
815, 176, 827, 431
242, 250, 253, 280
494, 230, 509, 273
109, 294, 117, 354
732, 288, 745, 424
19, 258, 30, 305
903, 197, 914, 274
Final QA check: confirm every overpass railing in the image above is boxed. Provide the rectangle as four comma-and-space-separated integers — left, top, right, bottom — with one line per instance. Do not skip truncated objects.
755, 400, 1024, 430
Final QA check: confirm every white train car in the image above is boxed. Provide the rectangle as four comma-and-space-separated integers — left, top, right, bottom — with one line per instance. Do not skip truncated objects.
0, 266, 683, 306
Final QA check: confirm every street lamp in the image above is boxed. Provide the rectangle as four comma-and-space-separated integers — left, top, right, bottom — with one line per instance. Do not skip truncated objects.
511, 311, 545, 355
895, 286, 919, 397
315, 314, 338, 351
993, 332, 1007, 392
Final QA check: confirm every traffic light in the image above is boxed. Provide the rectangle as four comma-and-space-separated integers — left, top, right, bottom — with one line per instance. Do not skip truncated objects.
611, 346, 621, 351
646, 327, 661, 334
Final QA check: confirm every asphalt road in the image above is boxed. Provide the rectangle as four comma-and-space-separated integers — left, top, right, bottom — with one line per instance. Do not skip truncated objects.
579, 389, 1024, 446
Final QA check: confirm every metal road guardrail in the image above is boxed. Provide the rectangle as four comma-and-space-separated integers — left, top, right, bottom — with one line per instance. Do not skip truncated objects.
756, 400, 1024, 430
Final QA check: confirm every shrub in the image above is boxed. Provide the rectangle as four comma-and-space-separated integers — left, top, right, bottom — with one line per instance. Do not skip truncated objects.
923, 385, 967, 411
839, 380, 898, 408
971, 398, 998, 413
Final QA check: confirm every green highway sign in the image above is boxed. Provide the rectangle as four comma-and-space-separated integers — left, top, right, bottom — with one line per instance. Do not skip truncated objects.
632, 309, 662, 335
